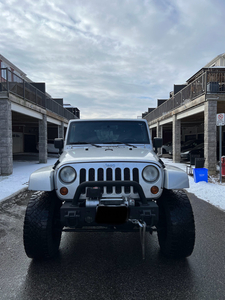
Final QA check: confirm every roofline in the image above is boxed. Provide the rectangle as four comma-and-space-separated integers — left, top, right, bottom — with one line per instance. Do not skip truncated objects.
0, 54, 27, 76
203, 52, 225, 68
186, 66, 225, 84
186, 53, 225, 83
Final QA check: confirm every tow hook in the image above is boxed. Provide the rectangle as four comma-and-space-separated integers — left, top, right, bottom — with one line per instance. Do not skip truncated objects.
129, 219, 146, 260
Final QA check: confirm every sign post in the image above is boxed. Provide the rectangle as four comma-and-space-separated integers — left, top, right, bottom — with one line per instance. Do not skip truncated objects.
216, 113, 225, 183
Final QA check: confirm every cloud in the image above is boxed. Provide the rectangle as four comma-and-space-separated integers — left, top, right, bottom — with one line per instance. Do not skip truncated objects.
1, 0, 225, 118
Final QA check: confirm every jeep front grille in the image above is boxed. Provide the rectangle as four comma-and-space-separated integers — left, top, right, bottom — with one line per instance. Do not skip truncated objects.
79, 167, 139, 195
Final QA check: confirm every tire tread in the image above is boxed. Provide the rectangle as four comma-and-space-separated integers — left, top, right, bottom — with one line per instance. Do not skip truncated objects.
23, 191, 62, 259
157, 189, 195, 258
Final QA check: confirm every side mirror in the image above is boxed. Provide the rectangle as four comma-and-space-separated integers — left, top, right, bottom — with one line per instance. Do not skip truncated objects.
153, 137, 163, 154
54, 138, 64, 154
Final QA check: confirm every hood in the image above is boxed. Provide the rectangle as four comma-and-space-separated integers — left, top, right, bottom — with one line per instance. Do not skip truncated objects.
58, 146, 159, 165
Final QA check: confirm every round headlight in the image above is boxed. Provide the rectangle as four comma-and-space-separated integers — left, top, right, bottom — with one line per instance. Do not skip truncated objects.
142, 166, 159, 182
59, 166, 76, 183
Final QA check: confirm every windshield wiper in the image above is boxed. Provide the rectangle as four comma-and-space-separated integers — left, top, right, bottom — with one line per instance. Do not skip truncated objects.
102, 141, 137, 148
69, 142, 102, 148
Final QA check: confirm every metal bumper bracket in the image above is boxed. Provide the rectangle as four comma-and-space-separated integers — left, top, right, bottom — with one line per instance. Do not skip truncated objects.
129, 219, 146, 260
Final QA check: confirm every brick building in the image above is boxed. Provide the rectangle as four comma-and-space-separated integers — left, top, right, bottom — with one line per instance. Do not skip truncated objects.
0, 54, 80, 175
143, 53, 225, 175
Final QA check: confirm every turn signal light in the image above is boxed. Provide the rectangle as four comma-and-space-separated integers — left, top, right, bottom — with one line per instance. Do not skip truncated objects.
151, 186, 159, 194
60, 187, 68, 195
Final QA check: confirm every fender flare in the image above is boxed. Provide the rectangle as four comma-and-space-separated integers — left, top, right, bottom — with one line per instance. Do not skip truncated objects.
164, 164, 189, 189
28, 166, 55, 191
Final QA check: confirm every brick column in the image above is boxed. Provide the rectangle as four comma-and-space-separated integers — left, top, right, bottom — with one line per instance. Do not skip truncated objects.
149, 128, 153, 144
204, 101, 217, 175
156, 122, 162, 155
172, 115, 181, 163
150, 128, 153, 138
39, 114, 47, 163
58, 121, 64, 139
0, 97, 13, 175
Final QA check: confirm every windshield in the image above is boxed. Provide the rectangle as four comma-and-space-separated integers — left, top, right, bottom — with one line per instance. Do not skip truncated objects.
67, 121, 150, 145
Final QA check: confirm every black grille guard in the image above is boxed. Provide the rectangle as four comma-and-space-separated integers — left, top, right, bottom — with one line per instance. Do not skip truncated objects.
72, 180, 147, 205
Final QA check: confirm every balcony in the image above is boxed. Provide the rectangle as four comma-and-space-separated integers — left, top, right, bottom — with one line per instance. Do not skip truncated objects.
0, 68, 76, 121
144, 68, 225, 123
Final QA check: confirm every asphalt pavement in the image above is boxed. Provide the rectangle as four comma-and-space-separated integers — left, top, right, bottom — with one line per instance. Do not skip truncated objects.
0, 190, 225, 300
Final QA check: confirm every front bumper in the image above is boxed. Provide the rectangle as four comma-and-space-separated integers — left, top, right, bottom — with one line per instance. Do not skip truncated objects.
60, 180, 159, 231
60, 201, 158, 231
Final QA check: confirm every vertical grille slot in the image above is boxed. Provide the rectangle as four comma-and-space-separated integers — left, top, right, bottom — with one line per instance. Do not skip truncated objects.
89, 168, 95, 181
106, 168, 113, 193
98, 168, 104, 193
124, 168, 130, 193
80, 168, 86, 194
133, 168, 139, 193
115, 167, 121, 194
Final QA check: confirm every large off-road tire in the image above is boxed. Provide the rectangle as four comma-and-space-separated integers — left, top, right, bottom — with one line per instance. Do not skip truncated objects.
157, 189, 195, 258
23, 191, 62, 259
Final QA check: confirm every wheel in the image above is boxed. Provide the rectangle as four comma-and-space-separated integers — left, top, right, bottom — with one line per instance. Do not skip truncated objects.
23, 191, 62, 259
156, 189, 195, 258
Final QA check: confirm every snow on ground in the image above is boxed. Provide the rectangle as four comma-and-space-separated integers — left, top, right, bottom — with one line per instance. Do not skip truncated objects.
0, 156, 225, 212
162, 158, 225, 211
0, 157, 58, 202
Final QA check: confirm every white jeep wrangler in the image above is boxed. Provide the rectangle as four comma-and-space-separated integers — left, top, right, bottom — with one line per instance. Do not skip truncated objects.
23, 119, 195, 259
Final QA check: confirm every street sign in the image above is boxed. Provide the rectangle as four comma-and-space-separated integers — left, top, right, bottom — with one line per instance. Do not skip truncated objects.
216, 113, 225, 126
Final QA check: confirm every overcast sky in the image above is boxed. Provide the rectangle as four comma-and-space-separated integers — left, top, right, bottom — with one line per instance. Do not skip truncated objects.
1, 0, 225, 119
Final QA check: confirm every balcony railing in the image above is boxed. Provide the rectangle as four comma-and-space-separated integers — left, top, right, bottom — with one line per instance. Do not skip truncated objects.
144, 69, 225, 123
0, 68, 76, 121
